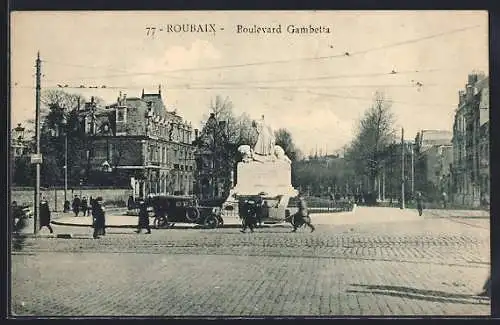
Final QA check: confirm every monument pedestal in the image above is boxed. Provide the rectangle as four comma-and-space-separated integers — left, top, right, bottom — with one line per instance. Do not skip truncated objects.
223, 159, 298, 212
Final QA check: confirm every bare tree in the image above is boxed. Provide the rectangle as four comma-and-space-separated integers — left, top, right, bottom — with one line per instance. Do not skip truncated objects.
274, 128, 300, 161
42, 89, 86, 116
346, 91, 396, 192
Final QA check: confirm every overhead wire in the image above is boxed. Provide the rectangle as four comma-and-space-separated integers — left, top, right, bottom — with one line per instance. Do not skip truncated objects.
40, 24, 481, 82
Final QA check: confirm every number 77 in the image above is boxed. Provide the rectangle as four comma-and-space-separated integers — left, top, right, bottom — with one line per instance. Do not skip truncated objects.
146, 27, 156, 36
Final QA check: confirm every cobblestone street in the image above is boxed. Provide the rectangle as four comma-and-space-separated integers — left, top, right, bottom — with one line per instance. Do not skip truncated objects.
11, 208, 490, 317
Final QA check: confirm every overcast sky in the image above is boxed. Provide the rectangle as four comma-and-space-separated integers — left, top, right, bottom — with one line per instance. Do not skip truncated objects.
11, 11, 488, 155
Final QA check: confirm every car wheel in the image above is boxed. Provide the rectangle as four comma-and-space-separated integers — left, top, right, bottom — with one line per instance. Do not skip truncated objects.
204, 214, 219, 229
155, 215, 169, 229
185, 207, 200, 222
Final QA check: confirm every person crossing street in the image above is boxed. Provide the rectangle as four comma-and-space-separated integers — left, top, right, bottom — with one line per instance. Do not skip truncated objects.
39, 197, 54, 234
292, 194, 315, 233
416, 192, 424, 216
92, 197, 106, 239
240, 199, 258, 233
136, 199, 151, 234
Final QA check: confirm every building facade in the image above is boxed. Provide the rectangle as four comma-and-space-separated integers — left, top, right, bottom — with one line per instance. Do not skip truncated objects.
415, 129, 453, 196
75, 86, 196, 198
192, 113, 233, 200
451, 73, 489, 207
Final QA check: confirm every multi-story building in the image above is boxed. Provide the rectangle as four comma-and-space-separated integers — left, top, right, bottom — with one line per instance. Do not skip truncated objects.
75, 86, 196, 198
192, 113, 232, 200
451, 73, 489, 207
414, 129, 453, 195
478, 79, 490, 205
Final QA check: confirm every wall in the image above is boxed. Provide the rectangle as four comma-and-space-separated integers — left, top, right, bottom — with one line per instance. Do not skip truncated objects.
10, 187, 132, 212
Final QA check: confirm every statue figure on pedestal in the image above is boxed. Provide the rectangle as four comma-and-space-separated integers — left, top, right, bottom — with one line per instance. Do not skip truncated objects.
252, 115, 275, 157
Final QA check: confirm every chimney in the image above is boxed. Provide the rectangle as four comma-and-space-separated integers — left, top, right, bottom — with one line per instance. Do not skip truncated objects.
466, 85, 473, 101
158, 84, 162, 97
194, 129, 199, 139
468, 74, 478, 85
142, 88, 144, 97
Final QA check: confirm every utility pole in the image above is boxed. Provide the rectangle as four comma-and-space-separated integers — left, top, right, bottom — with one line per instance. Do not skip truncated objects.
34, 52, 41, 234
382, 166, 386, 201
401, 127, 405, 209
64, 133, 68, 205
411, 142, 415, 195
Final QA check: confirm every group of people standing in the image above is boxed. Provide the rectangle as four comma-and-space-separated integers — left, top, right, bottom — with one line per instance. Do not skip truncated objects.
67, 195, 105, 238
68, 195, 92, 217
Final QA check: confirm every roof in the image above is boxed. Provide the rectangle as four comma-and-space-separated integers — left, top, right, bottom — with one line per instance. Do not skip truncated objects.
142, 92, 167, 117
419, 129, 452, 151
475, 76, 489, 91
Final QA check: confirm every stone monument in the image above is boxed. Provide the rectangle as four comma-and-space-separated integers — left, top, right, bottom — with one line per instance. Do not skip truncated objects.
223, 115, 298, 212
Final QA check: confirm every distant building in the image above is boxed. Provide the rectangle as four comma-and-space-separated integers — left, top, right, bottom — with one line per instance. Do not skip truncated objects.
451, 73, 489, 207
74, 86, 196, 197
415, 129, 453, 192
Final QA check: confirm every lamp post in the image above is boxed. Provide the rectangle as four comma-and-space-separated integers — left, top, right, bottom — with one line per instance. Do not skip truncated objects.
401, 127, 405, 209
62, 117, 68, 206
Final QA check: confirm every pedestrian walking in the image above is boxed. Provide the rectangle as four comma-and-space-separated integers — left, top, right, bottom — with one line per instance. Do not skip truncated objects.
39, 198, 54, 233
441, 192, 448, 209
72, 195, 81, 217
240, 199, 257, 233
136, 199, 151, 234
292, 194, 315, 233
63, 200, 70, 213
416, 192, 424, 216
81, 196, 88, 216
127, 195, 135, 210
92, 197, 106, 239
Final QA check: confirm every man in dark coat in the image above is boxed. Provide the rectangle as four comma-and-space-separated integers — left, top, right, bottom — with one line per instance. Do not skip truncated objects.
92, 197, 106, 239
240, 199, 257, 233
39, 198, 54, 233
416, 192, 424, 216
81, 196, 88, 216
136, 199, 151, 234
72, 195, 81, 217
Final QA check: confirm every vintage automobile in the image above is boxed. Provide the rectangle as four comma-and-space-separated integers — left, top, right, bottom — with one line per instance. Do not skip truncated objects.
233, 194, 298, 226
11, 202, 33, 232
146, 195, 224, 229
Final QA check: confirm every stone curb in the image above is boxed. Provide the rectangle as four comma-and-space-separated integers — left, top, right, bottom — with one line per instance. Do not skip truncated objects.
50, 220, 290, 230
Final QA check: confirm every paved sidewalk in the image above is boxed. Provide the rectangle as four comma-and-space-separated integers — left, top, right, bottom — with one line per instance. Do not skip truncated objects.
49, 206, 489, 229
50, 215, 270, 229
50, 210, 357, 229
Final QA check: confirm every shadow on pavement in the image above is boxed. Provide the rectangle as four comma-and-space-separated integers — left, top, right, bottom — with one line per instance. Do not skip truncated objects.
347, 284, 490, 305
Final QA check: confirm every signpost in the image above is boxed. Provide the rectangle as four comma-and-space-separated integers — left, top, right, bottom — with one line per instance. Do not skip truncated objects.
30, 154, 43, 165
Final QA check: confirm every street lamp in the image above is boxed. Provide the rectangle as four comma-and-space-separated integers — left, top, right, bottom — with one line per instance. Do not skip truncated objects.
62, 117, 68, 208
50, 116, 68, 212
